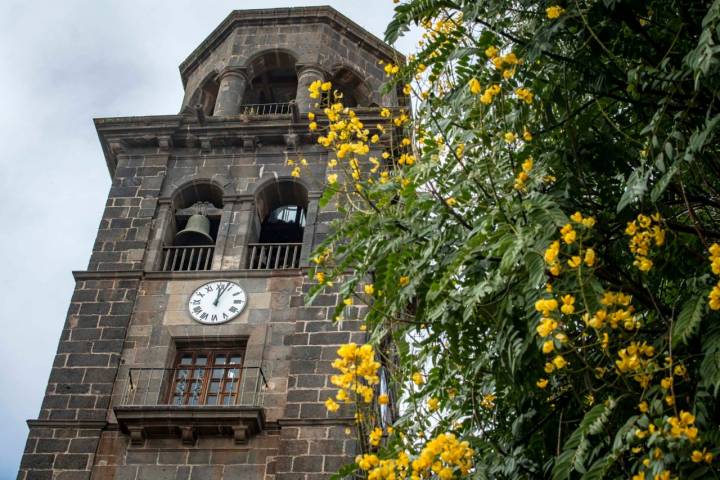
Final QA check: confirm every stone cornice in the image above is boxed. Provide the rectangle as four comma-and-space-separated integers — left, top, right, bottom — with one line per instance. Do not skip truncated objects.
93, 108, 391, 178
72, 269, 310, 282
179, 6, 404, 86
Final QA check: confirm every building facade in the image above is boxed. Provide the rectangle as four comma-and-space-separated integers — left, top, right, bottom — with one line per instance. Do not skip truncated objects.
18, 7, 401, 479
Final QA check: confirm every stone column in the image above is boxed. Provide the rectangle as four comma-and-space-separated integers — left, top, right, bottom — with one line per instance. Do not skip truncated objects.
295, 64, 325, 114
214, 67, 248, 116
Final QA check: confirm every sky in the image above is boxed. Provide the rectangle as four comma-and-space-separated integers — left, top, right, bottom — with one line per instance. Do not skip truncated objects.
0, 1, 418, 476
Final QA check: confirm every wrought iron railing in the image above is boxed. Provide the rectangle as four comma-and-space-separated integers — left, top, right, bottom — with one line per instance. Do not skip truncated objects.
161, 245, 214, 271
239, 102, 293, 116
246, 243, 302, 270
118, 367, 266, 407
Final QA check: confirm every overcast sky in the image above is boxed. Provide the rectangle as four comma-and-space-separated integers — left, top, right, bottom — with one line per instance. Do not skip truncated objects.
0, 1, 417, 476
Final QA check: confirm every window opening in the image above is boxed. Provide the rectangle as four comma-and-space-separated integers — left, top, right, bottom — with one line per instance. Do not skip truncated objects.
170, 350, 245, 406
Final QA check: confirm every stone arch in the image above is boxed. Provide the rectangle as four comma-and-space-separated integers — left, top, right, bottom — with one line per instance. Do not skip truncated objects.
241, 49, 300, 104
185, 70, 221, 115
170, 178, 226, 211
249, 176, 309, 244
327, 64, 376, 107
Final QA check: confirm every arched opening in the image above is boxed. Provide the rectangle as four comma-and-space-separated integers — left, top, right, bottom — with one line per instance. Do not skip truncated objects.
160, 181, 225, 271
242, 51, 298, 105
190, 75, 220, 116
246, 179, 308, 269
329, 67, 372, 107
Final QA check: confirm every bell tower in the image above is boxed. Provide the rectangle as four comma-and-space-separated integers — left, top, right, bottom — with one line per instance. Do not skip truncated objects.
17, 7, 401, 480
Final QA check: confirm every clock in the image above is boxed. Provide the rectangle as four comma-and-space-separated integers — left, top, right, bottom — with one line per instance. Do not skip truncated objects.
188, 280, 247, 325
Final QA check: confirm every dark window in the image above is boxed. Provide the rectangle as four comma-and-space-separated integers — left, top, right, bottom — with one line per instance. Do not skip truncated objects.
170, 350, 244, 406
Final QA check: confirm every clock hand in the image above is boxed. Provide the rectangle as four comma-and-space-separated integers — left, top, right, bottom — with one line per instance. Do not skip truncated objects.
213, 282, 229, 306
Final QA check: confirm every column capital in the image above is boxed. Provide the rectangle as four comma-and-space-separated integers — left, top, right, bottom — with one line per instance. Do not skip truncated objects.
219, 66, 249, 81
295, 63, 325, 79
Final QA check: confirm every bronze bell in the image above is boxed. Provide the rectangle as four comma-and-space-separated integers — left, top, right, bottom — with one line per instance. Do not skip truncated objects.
174, 214, 214, 246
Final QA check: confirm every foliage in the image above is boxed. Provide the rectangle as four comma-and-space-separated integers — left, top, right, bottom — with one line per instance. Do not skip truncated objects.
303, 1, 720, 478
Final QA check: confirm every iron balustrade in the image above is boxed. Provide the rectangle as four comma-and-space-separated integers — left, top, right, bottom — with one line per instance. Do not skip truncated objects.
161, 245, 214, 271
246, 243, 302, 270
238, 102, 293, 116
119, 367, 266, 407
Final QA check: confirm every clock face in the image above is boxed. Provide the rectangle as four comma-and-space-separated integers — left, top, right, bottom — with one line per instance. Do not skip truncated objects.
188, 281, 247, 325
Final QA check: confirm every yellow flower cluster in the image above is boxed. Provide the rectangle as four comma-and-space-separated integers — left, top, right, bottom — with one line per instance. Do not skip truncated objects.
309, 79, 332, 99
585, 290, 639, 331
328, 343, 381, 409
479, 84, 501, 105
708, 243, 720, 309
514, 157, 533, 191
543, 212, 596, 276
667, 411, 699, 441
625, 213, 665, 272
615, 341, 656, 387
308, 81, 413, 192
355, 432, 473, 480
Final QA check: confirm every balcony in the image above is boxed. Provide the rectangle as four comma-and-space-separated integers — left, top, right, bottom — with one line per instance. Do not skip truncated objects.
114, 367, 266, 445
239, 102, 293, 117
246, 243, 302, 270
161, 245, 214, 272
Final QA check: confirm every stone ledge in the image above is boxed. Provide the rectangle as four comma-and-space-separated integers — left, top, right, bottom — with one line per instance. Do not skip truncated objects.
26, 419, 107, 429
277, 417, 355, 427
114, 405, 265, 446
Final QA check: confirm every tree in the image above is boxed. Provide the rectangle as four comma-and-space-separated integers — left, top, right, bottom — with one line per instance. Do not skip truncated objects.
305, 1, 720, 478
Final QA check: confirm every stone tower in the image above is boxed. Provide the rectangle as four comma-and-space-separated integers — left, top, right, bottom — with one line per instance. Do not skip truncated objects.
18, 7, 401, 479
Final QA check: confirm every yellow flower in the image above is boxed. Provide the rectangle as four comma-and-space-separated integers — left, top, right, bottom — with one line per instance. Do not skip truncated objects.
692, 450, 704, 463
309, 121, 318, 131
321, 81, 332, 91
327, 173, 338, 184
378, 393, 389, 405
368, 427, 383, 446
484, 45, 498, 58
560, 224, 577, 245
560, 294, 575, 314
534, 298, 559, 316
522, 157, 533, 172
536, 378, 549, 388
567, 256, 581, 268
403, 84, 412, 95
325, 397, 340, 412
638, 401, 649, 413
542, 340, 554, 354
363, 283, 374, 295
536, 317, 559, 337
546, 5, 566, 19
399, 276, 410, 287
315, 271, 325, 284
469, 78, 481, 95
504, 132, 517, 143
523, 128, 533, 141
515, 87, 534, 104
427, 397, 439, 411
710, 282, 720, 310
412, 371, 424, 385
584, 248, 596, 267
291, 167, 301, 178
307, 112, 315, 121
552, 355, 567, 369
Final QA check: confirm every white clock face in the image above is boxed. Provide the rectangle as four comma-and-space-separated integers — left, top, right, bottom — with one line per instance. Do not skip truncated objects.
188, 281, 247, 325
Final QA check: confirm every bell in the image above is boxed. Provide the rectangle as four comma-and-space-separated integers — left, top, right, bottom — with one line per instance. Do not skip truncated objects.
175, 214, 214, 246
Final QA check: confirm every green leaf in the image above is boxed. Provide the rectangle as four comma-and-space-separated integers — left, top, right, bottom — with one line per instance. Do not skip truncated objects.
672, 295, 706, 347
